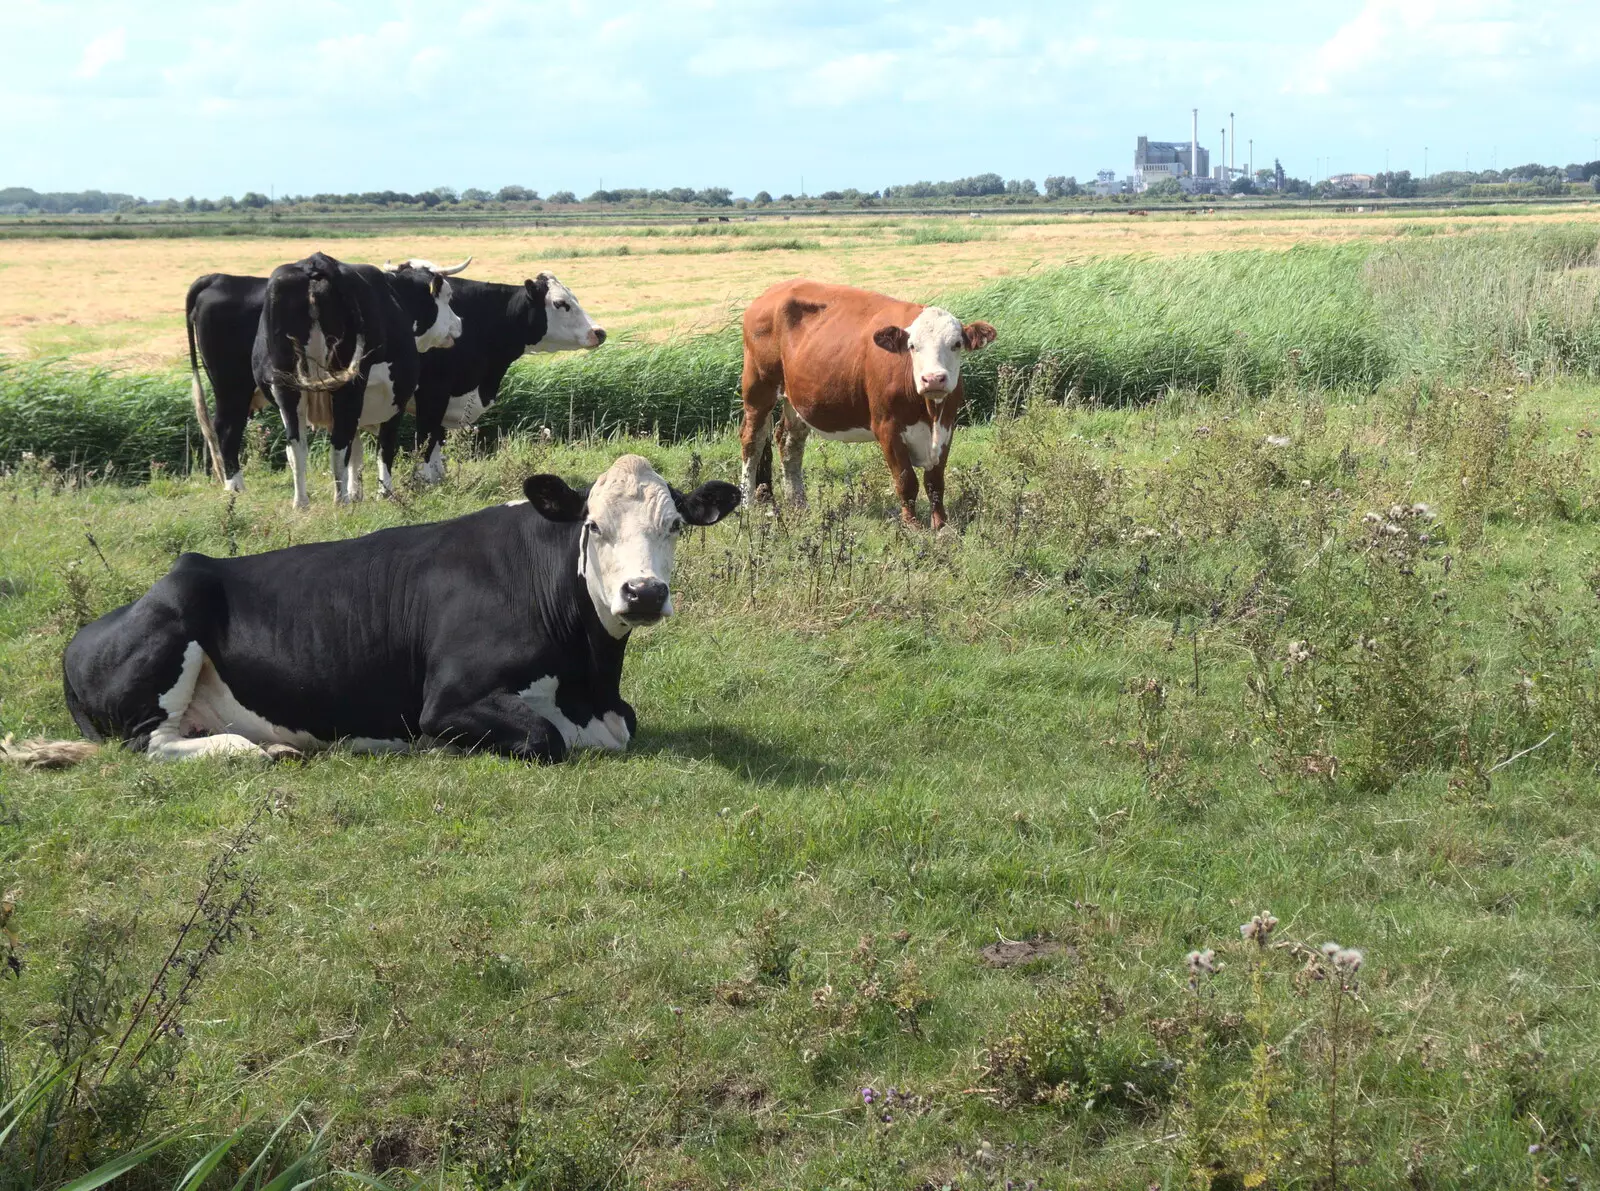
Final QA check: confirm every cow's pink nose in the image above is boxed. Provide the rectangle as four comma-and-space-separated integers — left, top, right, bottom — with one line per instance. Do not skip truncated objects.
921, 371, 949, 390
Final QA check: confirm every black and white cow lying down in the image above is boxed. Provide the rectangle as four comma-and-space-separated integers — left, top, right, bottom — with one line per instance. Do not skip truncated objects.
7, 457, 739, 767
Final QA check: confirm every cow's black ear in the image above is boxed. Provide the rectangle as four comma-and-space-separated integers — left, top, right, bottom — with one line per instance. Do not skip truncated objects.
672, 480, 741, 526
873, 325, 910, 353
523, 474, 586, 521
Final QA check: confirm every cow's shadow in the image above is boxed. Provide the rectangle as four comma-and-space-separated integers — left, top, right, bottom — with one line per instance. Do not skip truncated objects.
631, 724, 846, 789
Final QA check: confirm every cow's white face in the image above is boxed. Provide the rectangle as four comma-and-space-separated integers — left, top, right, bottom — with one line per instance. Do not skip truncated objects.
521, 454, 741, 638
384, 258, 464, 351
873, 306, 998, 397
530, 273, 606, 352
415, 277, 462, 352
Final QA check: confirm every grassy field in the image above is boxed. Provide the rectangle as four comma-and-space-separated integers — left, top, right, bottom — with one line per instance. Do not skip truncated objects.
3, 363, 1600, 1187
3, 203, 1599, 366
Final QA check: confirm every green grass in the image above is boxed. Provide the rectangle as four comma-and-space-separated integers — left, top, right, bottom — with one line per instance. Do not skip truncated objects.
6, 225, 1600, 482
3, 374, 1600, 1188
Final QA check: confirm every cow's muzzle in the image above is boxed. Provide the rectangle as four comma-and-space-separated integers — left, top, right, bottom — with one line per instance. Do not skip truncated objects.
588, 328, 607, 348
619, 577, 669, 623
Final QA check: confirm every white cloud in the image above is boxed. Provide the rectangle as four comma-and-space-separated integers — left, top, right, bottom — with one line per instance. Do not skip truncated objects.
802, 50, 899, 106
73, 27, 125, 79
1285, 0, 1580, 96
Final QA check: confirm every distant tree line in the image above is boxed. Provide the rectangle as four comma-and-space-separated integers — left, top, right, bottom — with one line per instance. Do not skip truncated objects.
4, 161, 1598, 217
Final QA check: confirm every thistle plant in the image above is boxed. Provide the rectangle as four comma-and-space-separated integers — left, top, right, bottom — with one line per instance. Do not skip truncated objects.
1227, 911, 1286, 1190
1319, 942, 1364, 1191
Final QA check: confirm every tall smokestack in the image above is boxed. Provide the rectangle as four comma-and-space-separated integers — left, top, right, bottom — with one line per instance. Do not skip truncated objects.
1192, 108, 1199, 178
1230, 112, 1235, 178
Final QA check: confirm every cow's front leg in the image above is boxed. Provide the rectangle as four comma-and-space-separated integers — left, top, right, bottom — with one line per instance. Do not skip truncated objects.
346, 432, 365, 501
600, 698, 638, 752
421, 693, 567, 763
739, 361, 780, 503
275, 386, 310, 509
329, 381, 364, 504
376, 415, 402, 498
575, 695, 634, 752
923, 460, 948, 530
874, 422, 922, 526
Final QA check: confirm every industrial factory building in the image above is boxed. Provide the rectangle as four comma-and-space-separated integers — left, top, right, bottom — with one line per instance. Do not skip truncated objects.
1098, 110, 1250, 196
1135, 136, 1210, 188
1131, 109, 1228, 194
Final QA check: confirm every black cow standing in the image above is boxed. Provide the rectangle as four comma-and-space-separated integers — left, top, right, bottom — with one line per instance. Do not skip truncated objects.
186, 261, 602, 495
0, 456, 741, 768
252, 252, 463, 507
185, 272, 268, 492
406, 270, 606, 483
186, 254, 465, 505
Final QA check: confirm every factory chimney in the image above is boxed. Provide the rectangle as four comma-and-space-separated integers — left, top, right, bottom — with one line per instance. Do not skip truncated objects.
1230, 112, 1235, 179
1191, 108, 1199, 178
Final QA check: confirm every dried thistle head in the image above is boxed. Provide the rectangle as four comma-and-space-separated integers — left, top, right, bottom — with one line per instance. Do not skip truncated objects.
1240, 911, 1279, 946
1184, 947, 1219, 992
1334, 948, 1363, 975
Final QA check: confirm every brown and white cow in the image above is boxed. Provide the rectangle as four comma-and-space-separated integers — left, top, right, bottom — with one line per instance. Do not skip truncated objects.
738, 279, 996, 529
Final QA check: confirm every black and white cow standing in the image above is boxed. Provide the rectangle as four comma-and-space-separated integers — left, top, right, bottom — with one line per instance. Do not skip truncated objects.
188, 257, 470, 499
251, 252, 465, 507
404, 269, 606, 483
0, 456, 740, 767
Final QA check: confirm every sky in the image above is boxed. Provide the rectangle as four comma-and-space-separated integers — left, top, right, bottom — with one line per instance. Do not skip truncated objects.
7, 0, 1600, 198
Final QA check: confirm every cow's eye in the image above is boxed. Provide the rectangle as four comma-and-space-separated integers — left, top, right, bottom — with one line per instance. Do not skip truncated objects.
555, 301, 570, 311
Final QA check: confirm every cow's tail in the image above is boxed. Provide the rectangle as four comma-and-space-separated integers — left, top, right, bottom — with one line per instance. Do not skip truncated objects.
186, 280, 227, 483
9, 651, 111, 767
298, 261, 364, 391
0, 735, 99, 769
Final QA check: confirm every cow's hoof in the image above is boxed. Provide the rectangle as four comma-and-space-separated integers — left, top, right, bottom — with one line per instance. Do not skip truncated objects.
292, 498, 310, 510
261, 744, 305, 763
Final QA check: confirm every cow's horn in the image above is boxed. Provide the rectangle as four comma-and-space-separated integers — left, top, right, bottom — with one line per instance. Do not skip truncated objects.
435, 256, 472, 277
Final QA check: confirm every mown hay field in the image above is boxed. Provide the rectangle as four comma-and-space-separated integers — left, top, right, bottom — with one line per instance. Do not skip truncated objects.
3, 203, 1599, 366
